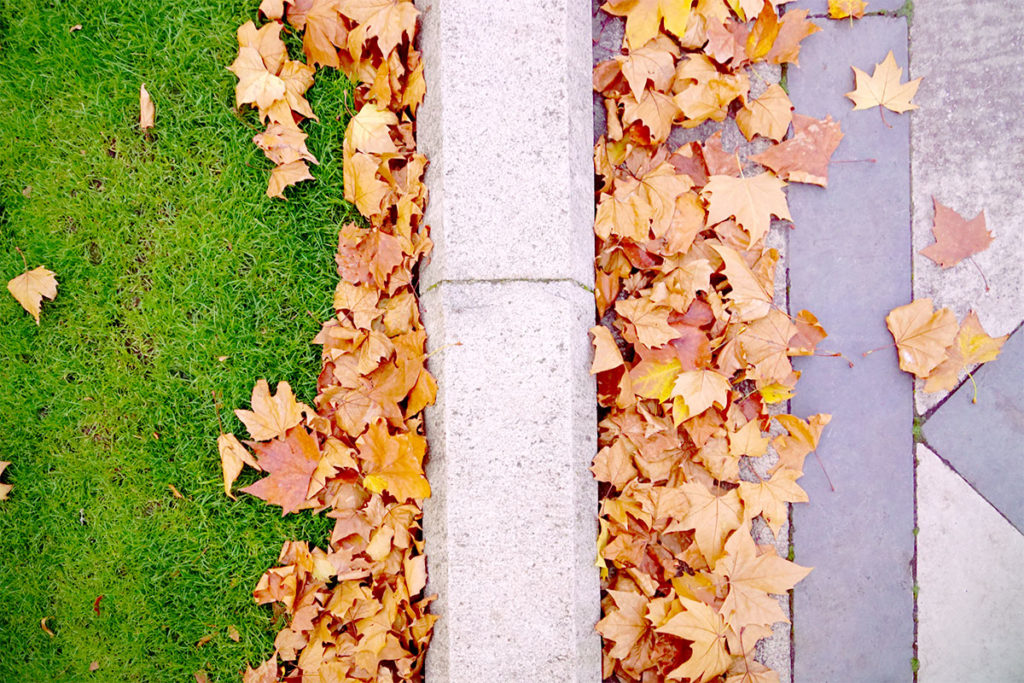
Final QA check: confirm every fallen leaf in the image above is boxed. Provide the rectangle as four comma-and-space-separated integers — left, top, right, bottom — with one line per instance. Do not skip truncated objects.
745, 1, 780, 62
194, 672, 210, 683
139, 84, 155, 130
735, 84, 793, 142
357, 420, 430, 503
751, 114, 844, 187
228, 47, 286, 111
7, 266, 58, 324
703, 173, 791, 245
655, 598, 731, 683
829, 0, 867, 19
240, 428, 321, 514
0, 461, 10, 501
196, 634, 213, 647
616, 297, 681, 348
93, 594, 104, 615
235, 380, 308, 442
846, 50, 922, 114
671, 369, 731, 420
596, 589, 650, 660
764, 9, 819, 65
590, 325, 625, 374
243, 656, 278, 683
41, 617, 55, 637
219, 432, 261, 499
738, 468, 808, 535
771, 413, 831, 474
710, 244, 772, 322
267, 160, 315, 199
228, 624, 241, 642
601, 0, 693, 48
919, 198, 993, 269
70, 24, 83, 32
89, 661, 99, 672
347, 103, 399, 154
885, 299, 957, 378
923, 311, 1008, 393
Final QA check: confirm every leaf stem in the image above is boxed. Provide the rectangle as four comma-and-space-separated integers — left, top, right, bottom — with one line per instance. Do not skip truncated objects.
967, 256, 990, 292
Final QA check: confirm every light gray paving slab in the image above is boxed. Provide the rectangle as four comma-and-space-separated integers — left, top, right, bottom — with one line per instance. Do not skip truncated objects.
787, 16, 916, 681
910, 0, 1024, 413
415, 0, 594, 290
916, 444, 1024, 682
419, 280, 600, 683
921, 326, 1024, 532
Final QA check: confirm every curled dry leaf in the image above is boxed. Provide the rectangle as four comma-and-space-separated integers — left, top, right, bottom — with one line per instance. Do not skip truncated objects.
40, 617, 56, 637
0, 461, 11, 501
139, 84, 155, 130
7, 266, 58, 324
219, 432, 261, 499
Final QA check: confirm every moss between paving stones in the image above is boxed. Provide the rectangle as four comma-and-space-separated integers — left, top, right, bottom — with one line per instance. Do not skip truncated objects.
0, 1, 357, 679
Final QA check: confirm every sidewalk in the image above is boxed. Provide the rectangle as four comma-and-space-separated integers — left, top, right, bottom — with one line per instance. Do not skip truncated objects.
776, 1, 1024, 680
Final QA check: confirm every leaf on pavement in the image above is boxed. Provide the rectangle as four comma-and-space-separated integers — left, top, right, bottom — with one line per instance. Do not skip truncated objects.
829, 0, 868, 19
885, 299, 958, 378
919, 198, 994, 269
846, 50, 922, 114
751, 114, 844, 187
923, 311, 1008, 393
703, 173, 791, 246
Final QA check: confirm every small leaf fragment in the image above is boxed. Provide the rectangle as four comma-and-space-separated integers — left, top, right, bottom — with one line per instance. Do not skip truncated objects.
139, 84, 155, 130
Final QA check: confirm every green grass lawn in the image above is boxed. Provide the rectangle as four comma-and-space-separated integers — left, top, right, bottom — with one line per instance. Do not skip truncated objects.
0, 2, 358, 680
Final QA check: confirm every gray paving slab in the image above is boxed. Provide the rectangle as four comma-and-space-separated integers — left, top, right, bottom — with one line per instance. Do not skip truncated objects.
910, 0, 1024, 414
419, 280, 601, 683
415, 0, 594, 290
786, 16, 916, 681
916, 444, 1024, 682
793, 0, 908, 13
922, 326, 1024, 533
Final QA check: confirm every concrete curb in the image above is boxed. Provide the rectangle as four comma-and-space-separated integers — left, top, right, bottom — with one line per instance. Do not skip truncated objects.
415, 2, 601, 680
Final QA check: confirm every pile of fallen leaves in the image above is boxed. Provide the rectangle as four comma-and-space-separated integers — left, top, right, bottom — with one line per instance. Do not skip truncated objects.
223, 1, 435, 681
590, 2, 835, 681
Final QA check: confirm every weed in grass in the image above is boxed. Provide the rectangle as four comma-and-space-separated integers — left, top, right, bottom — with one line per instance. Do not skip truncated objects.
0, 2, 356, 680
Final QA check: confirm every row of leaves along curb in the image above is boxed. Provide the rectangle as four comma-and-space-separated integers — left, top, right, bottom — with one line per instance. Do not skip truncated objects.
590, 2, 832, 681
223, 1, 436, 681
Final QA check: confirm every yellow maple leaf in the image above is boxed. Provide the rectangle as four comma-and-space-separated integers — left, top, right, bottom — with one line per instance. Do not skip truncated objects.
235, 379, 309, 442
923, 310, 1008, 394
228, 46, 286, 111
344, 152, 390, 217
885, 298, 957, 378
630, 357, 683, 402
735, 84, 792, 142
356, 420, 430, 502
846, 50, 922, 114
267, 160, 315, 199
655, 598, 731, 683
738, 468, 808, 535
671, 370, 731, 420
601, 0, 693, 49
347, 103, 399, 154
829, 0, 868, 19
703, 173, 791, 246
7, 266, 58, 324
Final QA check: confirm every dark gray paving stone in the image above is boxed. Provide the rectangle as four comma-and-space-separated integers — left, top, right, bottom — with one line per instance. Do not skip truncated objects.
793, 0, 909, 13
787, 16, 915, 682
923, 327, 1024, 532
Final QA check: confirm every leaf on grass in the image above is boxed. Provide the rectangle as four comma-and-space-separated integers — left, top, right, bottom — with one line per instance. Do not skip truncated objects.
267, 160, 315, 199
885, 299, 957, 378
219, 432, 262, 499
139, 84, 155, 130
751, 114, 843, 187
0, 461, 10, 501
240, 428, 321, 514
7, 266, 58, 324
235, 379, 309, 442
243, 656, 278, 683
41, 618, 55, 637
919, 198, 994, 269
846, 50, 922, 114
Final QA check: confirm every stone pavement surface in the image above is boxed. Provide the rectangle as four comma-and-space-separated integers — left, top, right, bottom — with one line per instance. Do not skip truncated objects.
787, 13, 916, 682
